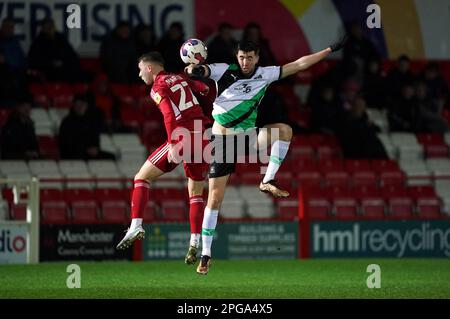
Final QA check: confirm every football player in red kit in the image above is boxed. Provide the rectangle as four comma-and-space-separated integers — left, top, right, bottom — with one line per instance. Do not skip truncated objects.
116, 52, 210, 266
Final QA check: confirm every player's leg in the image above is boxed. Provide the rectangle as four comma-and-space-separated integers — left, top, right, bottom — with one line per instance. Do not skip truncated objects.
117, 143, 177, 250
196, 134, 236, 274
116, 161, 165, 250
258, 123, 292, 197
184, 177, 205, 264
197, 174, 230, 275
183, 132, 209, 264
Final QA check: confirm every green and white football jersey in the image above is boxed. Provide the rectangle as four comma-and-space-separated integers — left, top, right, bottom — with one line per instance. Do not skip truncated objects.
207, 63, 281, 130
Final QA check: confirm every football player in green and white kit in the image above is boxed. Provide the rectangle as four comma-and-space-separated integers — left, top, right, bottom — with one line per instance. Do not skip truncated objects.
185, 37, 346, 274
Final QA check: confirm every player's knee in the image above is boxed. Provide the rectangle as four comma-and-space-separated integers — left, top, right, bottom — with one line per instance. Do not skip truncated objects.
134, 173, 151, 184
208, 189, 224, 210
279, 124, 293, 141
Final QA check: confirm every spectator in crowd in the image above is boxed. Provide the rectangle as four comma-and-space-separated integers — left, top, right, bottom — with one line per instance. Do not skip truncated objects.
386, 55, 416, 100
28, 18, 82, 82
337, 94, 387, 159
0, 97, 39, 159
157, 22, 185, 72
309, 86, 344, 134
134, 24, 158, 58
388, 81, 420, 132
207, 23, 238, 64
100, 21, 138, 83
342, 21, 380, 82
0, 48, 25, 107
58, 94, 115, 160
415, 81, 449, 133
420, 62, 449, 107
362, 58, 388, 109
241, 22, 277, 66
0, 18, 26, 70
340, 79, 360, 111
88, 74, 121, 132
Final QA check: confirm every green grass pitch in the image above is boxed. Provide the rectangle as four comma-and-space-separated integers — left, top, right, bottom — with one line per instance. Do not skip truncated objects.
1, 259, 449, 298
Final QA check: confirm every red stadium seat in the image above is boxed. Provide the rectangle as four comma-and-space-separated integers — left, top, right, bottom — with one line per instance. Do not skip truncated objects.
408, 186, 442, 218
41, 189, 64, 201
344, 159, 371, 172
10, 204, 27, 220
101, 201, 129, 224
64, 189, 95, 202
416, 198, 442, 219
240, 172, 263, 185
305, 198, 331, 219
41, 201, 70, 224
360, 198, 386, 219
289, 145, 315, 160
324, 171, 350, 187
417, 133, 444, 145
379, 171, 406, 187
276, 198, 298, 220
319, 159, 344, 172
143, 200, 159, 221
381, 184, 408, 199
408, 185, 436, 198
53, 93, 74, 109
303, 187, 331, 219
94, 188, 127, 202
160, 201, 187, 220
71, 201, 99, 224
424, 144, 450, 158
351, 171, 378, 188
38, 136, 59, 160
285, 158, 317, 172
317, 145, 341, 160
153, 188, 186, 203
387, 197, 414, 219
333, 197, 359, 219
371, 159, 400, 173
297, 171, 323, 188
355, 185, 385, 219
72, 83, 89, 95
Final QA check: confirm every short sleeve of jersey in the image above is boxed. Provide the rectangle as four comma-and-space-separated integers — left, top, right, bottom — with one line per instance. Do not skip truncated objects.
150, 84, 167, 105
208, 63, 229, 81
260, 66, 281, 84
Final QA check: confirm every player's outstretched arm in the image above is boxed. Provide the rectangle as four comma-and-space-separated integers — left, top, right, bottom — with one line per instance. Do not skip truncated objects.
185, 64, 210, 78
280, 34, 347, 79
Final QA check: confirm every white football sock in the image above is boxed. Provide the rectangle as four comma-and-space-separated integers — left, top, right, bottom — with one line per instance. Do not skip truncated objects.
201, 207, 219, 257
130, 218, 142, 230
190, 233, 201, 248
263, 140, 290, 183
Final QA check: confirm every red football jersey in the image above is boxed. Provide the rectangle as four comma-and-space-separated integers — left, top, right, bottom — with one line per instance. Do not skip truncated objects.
150, 71, 208, 143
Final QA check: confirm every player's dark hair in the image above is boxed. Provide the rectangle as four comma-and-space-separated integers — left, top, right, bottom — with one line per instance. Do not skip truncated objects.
139, 51, 165, 67
236, 41, 259, 55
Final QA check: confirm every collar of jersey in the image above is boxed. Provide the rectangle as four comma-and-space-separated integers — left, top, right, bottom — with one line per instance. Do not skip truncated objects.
238, 66, 258, 79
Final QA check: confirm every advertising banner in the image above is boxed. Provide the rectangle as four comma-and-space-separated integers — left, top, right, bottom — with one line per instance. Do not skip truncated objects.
143, 221, 298, 260
0, 223, 28, 264
40, 224, 132, 261
0, 0, 194, 56
310, 220, 450, 258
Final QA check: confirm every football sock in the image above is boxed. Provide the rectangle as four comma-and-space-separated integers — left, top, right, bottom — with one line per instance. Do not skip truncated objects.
130, 218, 142, 230
189, 195, 204, 247
201, 206, 219, 257
131, 179, 150, 219
263, 140, 290, 183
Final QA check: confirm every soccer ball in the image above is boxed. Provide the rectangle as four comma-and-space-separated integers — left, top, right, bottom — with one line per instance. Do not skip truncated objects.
179, 39, 208, 64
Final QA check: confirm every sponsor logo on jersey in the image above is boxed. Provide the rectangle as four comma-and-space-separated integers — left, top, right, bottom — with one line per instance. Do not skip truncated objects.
151, 90, 162, 104
234, 83, 252, 94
